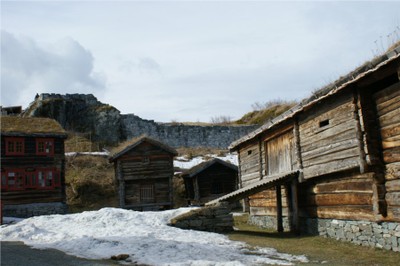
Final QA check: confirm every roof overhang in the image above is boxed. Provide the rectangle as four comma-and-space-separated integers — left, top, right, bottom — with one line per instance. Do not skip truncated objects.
205, 171, 299, 205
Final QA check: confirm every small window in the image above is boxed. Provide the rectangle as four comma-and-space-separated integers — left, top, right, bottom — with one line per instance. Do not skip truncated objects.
319, 119, 330, 128
36, 138, 54, 156
5, 137, 25, 156
211, 181, 223, 194
142, 156, 150, 164
6, 170, 24, 190
140, 184, 155, 203
247, 150, 252, 155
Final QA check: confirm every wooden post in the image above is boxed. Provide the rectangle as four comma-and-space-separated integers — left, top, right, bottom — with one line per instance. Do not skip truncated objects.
242, 197, 250, 213
276, 185, 283, 232
194, 177, 200, 203
169, 156, 174, 209
352, 89, 368, 174
293, 119, 304, 182
117, 160, 125, 208
258, 137, 263, 180
290, 178, 299, 234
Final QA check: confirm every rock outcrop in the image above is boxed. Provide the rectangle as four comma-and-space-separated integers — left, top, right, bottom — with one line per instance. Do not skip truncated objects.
23, 94, 122, 144
23, 93, 258, 148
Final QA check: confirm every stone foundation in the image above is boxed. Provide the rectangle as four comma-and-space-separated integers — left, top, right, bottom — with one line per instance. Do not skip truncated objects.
248, 215, 290, 232
246, 214, 400, 252
300, 218, 400, 252
3, 202, 68, 218
169, 203, 233, 233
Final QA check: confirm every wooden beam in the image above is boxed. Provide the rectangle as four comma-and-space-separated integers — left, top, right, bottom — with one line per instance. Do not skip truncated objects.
194, 177, 200, 202
287, 179, 299, 234
276, 185, 283, 232
258, 137, 263, 180
353, 89, 368, 174
293, 119, 304, 182
117, 160, 125, 208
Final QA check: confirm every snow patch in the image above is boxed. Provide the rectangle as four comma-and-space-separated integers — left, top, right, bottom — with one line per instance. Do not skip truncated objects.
0, 208, 308, 265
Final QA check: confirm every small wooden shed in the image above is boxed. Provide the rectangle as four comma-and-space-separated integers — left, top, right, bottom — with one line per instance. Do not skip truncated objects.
109, 136, 177, 211
182, 158, 238, 205
1, 116, 68, 218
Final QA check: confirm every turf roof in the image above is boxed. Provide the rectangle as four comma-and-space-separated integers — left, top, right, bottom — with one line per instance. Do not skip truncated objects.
109, 135, 178, 162
1, 116, 66, 136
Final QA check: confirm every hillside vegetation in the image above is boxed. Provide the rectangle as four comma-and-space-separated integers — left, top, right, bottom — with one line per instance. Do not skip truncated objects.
65, 155, 117, 212
235, 100, 297, 125
208, 100, 297, 126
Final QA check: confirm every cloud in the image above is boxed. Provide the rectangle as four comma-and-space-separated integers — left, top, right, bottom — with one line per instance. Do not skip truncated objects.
1, 30, 105, 107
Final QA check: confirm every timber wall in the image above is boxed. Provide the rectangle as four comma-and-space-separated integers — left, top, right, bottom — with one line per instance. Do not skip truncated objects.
115, 142, 174, 210
194, 164, 237, 204
374, 82, 400, 221
298, 92, 360, 179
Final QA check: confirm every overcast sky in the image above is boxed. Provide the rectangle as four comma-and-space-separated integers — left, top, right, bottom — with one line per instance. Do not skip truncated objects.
1, 1, 400, 122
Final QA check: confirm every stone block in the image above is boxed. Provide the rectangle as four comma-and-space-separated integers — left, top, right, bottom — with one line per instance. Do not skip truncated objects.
351, 225, 360, 233
388, 223, 397, 230
392, 237, 398, 248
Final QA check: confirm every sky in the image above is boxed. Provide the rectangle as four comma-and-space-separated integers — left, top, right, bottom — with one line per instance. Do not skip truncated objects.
1, 1, 400, 123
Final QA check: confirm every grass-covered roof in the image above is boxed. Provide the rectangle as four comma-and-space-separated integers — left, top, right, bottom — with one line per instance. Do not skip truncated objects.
109, 135, 178, 162
1, 116, 66, 136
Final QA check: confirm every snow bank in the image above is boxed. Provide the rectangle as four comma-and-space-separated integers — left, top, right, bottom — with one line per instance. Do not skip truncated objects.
174, 154, 238, 170
0, 208, 307, 265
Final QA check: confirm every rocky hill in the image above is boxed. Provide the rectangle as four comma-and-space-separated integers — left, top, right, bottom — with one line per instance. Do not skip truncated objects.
22, 93, 258, 148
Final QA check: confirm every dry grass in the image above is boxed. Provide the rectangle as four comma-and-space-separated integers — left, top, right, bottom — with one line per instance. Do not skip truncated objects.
176, 147, 228, 160
1, 116, 66, 135
65, 132, 99, 152
65, 155, 117, 212
236, 101, 297, 125
228, 214, 400, 265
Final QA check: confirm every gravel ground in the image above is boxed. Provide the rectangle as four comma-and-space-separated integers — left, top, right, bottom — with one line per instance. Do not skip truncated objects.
1, 241, 119, 266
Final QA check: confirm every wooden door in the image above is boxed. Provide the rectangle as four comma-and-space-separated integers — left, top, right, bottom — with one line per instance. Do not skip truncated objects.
266, 131, 294, 175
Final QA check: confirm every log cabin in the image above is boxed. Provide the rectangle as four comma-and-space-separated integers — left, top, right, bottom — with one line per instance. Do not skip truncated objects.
207, 44, 400, 251
1, 116, 68, 218
109, 136, 177, 211
182, 158, 238, 205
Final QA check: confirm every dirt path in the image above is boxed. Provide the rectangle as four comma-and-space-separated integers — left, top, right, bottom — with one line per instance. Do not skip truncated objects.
1, 241, 119, 266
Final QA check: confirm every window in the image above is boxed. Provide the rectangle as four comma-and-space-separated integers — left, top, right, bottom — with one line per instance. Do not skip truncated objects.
1, 168, 60, 191
37, 170, 55, 188
247, 150, 252, 155
211, 181, 223, 194
142, 156, 150, 164
5, 169, 24, 190
319, 119, 330, 128
140, 184, 155, 203
5, 137, 25, 156
36, 138, 54, 156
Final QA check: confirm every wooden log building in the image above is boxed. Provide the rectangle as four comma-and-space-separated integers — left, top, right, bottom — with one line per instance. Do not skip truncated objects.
182, 158, 238, 205
207, 44, 400, 250
109, 136, 177, 211
1, 116, 68, 218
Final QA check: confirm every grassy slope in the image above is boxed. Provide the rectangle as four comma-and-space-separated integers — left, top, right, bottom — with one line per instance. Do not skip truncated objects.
65, 155, 118, 212
229, 214, 400, 266
235, 101, 297, 125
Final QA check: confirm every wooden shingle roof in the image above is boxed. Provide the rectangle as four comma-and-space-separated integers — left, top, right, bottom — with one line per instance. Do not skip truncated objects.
1, 116, 67, 137
109, 135, 178, 162
229, 44, 400, 151
182, 158, 238, 178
